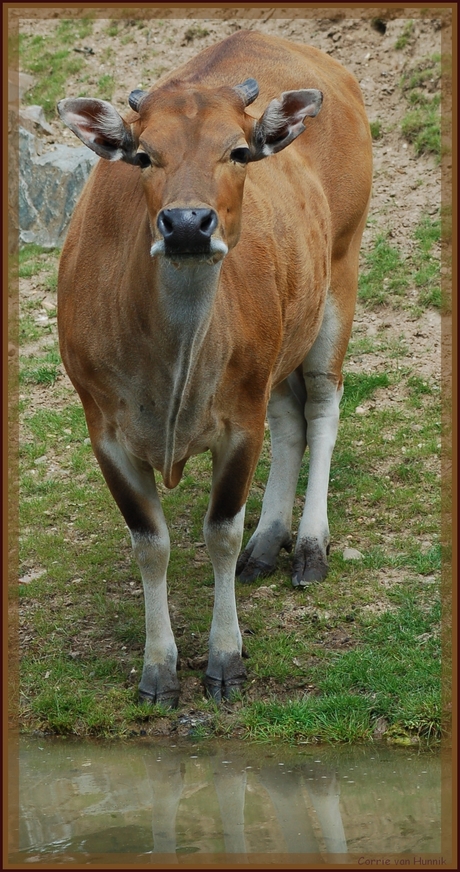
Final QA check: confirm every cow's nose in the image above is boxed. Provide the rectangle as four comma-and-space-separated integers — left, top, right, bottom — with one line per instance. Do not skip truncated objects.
157, 208, 218, 254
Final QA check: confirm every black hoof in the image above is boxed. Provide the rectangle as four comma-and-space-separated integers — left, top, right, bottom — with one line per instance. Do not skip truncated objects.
203, 653, 247, 702
291, 538, 329, 588
138, 688, 180, 709
236, 555, 276, 583
138, 664, 180, 708
236, 533, 292, 583
203, 675, 246, 703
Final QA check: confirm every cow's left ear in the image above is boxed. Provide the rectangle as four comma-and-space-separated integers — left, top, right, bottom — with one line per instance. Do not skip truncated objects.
249, 89, 323, 160
57, 98, 139, 163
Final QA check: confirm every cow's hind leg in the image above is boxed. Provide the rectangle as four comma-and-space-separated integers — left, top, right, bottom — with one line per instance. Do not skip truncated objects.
236, 375, 307, 583
292, 292, 349, 587
90, 433, 180, 707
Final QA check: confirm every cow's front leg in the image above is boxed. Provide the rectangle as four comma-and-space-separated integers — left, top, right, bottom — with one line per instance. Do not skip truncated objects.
92, 437, 180, 707
203, 433, 263, 701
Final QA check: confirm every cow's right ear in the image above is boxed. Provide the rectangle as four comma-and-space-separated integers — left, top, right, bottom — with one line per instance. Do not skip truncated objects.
57, 98, 139, 163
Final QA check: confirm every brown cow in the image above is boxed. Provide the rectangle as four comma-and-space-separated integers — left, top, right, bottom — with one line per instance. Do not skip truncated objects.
57, 30, 372, 706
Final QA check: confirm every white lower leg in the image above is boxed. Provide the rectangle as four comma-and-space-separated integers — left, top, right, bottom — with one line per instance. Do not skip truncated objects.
204, 506, 245, 661
131, 530, 177, 670
296, 378, 342, 549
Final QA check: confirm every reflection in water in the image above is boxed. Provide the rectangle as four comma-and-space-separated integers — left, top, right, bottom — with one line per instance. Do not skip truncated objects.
12, 737, 441, 861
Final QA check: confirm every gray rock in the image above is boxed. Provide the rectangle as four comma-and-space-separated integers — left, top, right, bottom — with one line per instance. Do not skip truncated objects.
19, 105, 54, 135
342, 547, 364, 561
19, 126, 98, 249
8, 70, 36, 104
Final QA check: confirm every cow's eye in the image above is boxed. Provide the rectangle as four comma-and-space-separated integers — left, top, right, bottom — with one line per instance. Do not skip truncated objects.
136, 152, 151, 168
230, 147, 251, 165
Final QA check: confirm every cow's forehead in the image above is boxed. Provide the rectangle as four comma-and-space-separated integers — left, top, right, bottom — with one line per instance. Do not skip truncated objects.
137, 87, 248, 153
137, 84, 246, 128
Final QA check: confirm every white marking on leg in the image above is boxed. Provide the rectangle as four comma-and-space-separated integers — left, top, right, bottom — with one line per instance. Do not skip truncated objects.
101, 438, 177, 675
204, 505, 245, 660
297, 294, 343, 549
297, 377, 342, 547
131, 530, 177, 671
244, 380, 306, 564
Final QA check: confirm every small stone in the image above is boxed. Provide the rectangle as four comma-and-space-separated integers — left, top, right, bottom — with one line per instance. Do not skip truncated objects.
19, 105, 53, 135
19, 568, 46, 584
355, 406, 367, 415
373, 716, 388, 738
343, 547, 364, 561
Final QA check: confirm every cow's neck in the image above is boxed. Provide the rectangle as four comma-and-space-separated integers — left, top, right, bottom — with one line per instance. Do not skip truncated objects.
154, 257, 224, 486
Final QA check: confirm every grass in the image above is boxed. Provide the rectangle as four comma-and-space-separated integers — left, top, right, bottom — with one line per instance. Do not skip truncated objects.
183, 25, 210, 42
20, 348, 60, 386
358, 213, 441, 309
96, 74, 115, 101
399, 55, 442, 160
369, 120, 382, 140
16, 237, 442, 742
358, 235, 409, 305
19, 33, 86, 120
395, 21, 414, 50
18, 18, 132, 119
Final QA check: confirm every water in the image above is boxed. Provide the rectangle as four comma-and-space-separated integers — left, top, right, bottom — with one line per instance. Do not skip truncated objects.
9, 736, 443, 864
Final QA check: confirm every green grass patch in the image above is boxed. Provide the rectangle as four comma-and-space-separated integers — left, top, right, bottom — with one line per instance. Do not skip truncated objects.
341, 372, 389, 416
242, 696, 373, 744
413, 215, 441, 308
401, 105, 441, 159
19, 245, 60, 279
369, 120, 382, 140
20, 362, 60, 386
401, 54, 441, 92
241, 596, 441, 744
400, 55, 441, 160
183, 25, 210, 42
359, 214, 440, 310
19, 20, 93, 119
105, 21, 120, 37
96, 74, 115, 101
359, 234, 409, 305
395, 20, 414, 50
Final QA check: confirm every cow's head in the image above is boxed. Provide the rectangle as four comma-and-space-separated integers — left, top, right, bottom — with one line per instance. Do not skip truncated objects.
58, 80, 322, 263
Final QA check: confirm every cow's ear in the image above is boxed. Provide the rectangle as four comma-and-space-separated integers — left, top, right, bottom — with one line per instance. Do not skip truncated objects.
57, 98, 138, 163
249, 89, 323, 160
